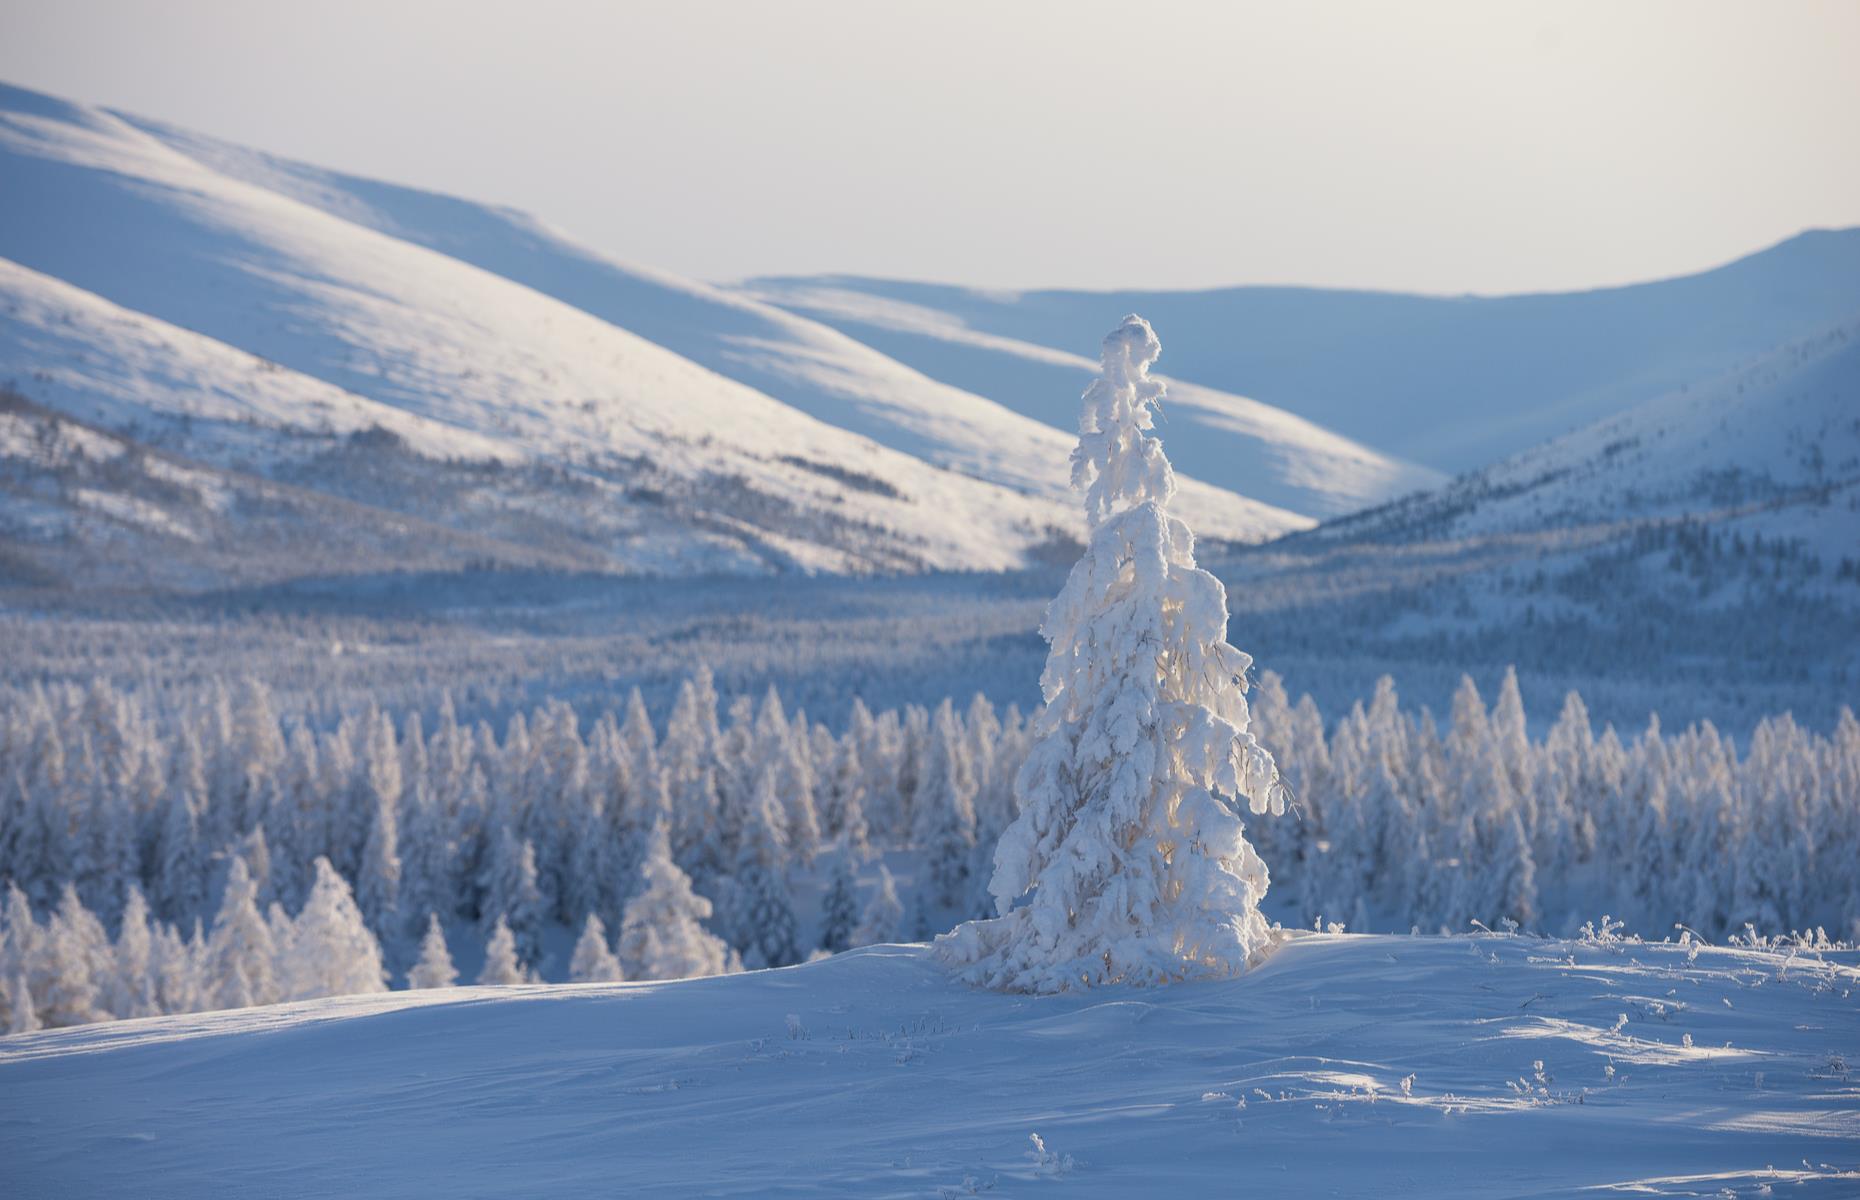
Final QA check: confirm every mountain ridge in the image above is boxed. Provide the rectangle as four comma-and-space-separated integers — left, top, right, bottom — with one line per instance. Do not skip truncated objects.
745, 227, 1860, 472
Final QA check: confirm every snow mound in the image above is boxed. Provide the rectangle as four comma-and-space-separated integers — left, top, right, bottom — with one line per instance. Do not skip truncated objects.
3, 933, 1854, 1197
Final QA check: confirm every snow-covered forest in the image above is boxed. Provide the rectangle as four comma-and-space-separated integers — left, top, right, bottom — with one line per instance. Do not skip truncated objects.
3, 667, 1855, 1030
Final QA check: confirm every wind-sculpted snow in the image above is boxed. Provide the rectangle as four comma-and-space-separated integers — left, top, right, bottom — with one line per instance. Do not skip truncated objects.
3, 934, 1855, 1197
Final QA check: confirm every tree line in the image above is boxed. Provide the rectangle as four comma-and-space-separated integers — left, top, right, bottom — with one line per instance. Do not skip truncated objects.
1, 667, 1855, 1030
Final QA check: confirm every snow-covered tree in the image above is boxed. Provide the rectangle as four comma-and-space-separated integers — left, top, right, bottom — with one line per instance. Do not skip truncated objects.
938, 316, 1284, 993
206, 857, 278, 1010
407, 913, 458, 989
5, 969, 39, 1033
726, 774, 801, 969
108, 885, 161, 1020
38, 885, 108, 1026
913, 699, 977, 911
568, 913, 624, 983
281, 858, 386, 1001
818, 848, 860, 954
356, 774, 402, 939
152, 734, 208, 923
477, 916, 530, 985
398, 778, 451, 940
478, 828, 546, 970
852, 864, 904, 948
618, 822, 733, 981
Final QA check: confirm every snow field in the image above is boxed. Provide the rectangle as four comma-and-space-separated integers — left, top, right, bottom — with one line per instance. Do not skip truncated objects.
2, 931, 1854, 1197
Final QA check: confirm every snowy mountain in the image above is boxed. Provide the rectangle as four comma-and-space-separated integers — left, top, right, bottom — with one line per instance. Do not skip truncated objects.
113, 110, 1422, 527
1316, 317, 1860, 559
737, 279, 1447, 518
0, 80, 1318, 588
1190, 321, 1860, 720
745, 228, 1860, 473
4, 936, 1855, 1197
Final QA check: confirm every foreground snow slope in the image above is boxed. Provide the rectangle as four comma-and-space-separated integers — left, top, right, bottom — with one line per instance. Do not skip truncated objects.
4, 934, 1855, 1197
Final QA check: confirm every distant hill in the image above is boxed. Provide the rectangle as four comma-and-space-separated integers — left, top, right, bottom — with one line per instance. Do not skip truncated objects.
745, 228, 1860, 473
1316, 317, 1860, 558
0, 79, 1389, 591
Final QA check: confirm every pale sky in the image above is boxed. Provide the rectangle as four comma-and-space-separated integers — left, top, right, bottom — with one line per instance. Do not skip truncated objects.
3, 0, 1857, 294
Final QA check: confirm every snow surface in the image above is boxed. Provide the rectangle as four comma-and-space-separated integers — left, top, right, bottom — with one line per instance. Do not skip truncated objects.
3, 933, 1855, 1197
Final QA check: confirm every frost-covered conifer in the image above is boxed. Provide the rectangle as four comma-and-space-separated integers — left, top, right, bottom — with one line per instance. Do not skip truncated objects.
852, 864, 904, 948
478, 828, 546, 969
398, 778, 452, 940
568, 913, 624, 983
357, 777, 402, 938
152, 920, 205, 1016
206, 857, 278, 1010
618, 822, 732, 981
818, 848, 860, 954
727, 780, 801, 969
820, 736, 870, 856
913, 699, 977, 911
477, 916, 530, 985
282, 858, 386, 1001
407, 913, 458, 989
38, 885, 107, 1026
5, 970, 39, 1034
153, 734, 208, 923
938, 317, 1283, 993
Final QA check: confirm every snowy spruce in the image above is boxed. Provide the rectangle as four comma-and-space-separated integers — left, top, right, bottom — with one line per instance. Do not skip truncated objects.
939, 317, 1285, 992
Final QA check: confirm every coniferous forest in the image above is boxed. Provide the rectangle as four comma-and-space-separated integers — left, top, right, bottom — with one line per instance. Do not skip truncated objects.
3, 667, 1854, 1031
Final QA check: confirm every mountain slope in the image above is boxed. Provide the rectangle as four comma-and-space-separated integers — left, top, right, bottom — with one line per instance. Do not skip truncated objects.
1317, 317, 1860, 559
113, 109, 1389, 528
3, 935, 1854, 1197
746, 229, 1860, 473
1184, 320, 1860, 722
0, 85, 1306, 547
0, 81, 1214, 577
737, 280, 1446, 518
0, 391, 625, 590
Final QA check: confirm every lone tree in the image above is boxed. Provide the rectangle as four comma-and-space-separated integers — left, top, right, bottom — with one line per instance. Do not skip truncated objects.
937, 315, 1285, 993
